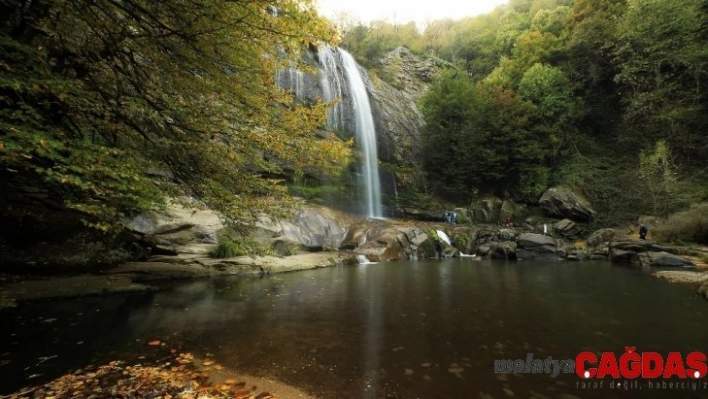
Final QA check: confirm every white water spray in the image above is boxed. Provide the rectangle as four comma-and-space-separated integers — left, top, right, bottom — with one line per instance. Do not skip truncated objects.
338, 50, 383, 218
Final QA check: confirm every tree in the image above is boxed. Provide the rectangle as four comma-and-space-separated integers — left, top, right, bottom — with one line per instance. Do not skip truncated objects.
613, 0, 708, 164
420, 69, 552, 199
517, 63, 583, 159
0, 0, 350, 230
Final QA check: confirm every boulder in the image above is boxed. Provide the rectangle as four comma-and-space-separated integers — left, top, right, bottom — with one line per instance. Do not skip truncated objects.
340, 221, 411, 262
489, 242, 517, 260
516, 233, 558, 261
539, 187, 596, 222
350, 226, 407, 262
609, 248, 639, 264
654, 271, 708, 284
609, 240, 697, 268
256, 206, 355, 250
476, 244, 491, 257
122, 198, 223, 255
586, 228, 619, 247
566, 252, 588, 261
553, 218, 583, 239
637, 252, 694, 268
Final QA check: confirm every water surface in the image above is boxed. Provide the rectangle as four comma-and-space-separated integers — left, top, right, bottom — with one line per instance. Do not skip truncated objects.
1, 259, 707, 398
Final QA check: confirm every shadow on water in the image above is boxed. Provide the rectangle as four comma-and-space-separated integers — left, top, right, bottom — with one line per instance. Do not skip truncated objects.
2, 260, 708, 398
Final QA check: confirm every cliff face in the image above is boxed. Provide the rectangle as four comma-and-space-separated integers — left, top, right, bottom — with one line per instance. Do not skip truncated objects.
364, 47, 447, 193
277, 46, 445, 198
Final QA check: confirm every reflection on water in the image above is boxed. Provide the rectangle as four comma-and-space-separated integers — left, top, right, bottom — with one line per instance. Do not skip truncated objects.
2, 260, 708, 398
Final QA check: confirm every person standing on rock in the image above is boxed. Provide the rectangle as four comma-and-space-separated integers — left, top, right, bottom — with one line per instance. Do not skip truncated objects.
639, 224, 648, 240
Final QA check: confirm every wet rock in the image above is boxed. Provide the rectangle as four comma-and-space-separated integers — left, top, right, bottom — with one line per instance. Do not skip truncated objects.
610, 248, 638, 264
553, 219, 583, 239
566, 251, 589, 261
609, 240, 696, 267
340, 221, 408, 262
476, 244, 491, 257
654, 271, 708, 284
489, 242, 517, 260
516, 233, 558, 261
637, 252, 694, 268
589, 253, 608, 260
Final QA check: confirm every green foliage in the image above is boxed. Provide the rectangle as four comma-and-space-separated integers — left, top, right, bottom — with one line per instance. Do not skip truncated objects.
652, 203, 708, 245
211, 227, 275, 258
451, 231, 472, 252
639, 140, 678, 216
420, 69, 553, 199
518, 63, 583, 160
211, 242, 244, 259
344, 0, 705, 220
612, 0, 708, 164
0, 0, 350, 230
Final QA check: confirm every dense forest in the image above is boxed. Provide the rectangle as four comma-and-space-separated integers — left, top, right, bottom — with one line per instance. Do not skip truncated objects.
338, 0, 708, 226
1, 0, 706, 242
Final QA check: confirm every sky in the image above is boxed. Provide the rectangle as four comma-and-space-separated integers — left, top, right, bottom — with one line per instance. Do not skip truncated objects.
316, 0, 509, 26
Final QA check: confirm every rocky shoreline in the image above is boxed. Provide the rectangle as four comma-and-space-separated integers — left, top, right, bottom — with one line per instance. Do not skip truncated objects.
0, 252, 346, 309
2, 201, 707, 309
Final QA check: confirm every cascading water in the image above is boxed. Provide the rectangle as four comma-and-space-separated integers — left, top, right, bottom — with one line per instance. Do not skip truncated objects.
335, 49, 383, 219
317, 46, 344, 131
280, 45, 384, 219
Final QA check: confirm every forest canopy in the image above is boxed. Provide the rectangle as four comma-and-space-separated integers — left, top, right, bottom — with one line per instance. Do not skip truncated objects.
336, 0, 708, 223
0, 0, 350, 229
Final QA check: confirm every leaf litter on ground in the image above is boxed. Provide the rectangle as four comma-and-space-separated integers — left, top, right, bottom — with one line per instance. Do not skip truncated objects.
1, 343, 278, 399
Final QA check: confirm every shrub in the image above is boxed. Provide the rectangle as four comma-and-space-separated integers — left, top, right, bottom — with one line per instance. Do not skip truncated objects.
452, 232, 472, 252
652, 203, 708, 245
211, 242, 245, 258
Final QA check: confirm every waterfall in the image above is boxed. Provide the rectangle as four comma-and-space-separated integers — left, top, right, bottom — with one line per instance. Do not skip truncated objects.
436, 230, 452, 246
338, 49, 383, 219
317, 46, 344, 131
280, 45, 384, 219
356, 254, 372, 264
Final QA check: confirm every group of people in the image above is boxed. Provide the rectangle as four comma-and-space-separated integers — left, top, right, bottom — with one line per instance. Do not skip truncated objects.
444, 211, 457, 224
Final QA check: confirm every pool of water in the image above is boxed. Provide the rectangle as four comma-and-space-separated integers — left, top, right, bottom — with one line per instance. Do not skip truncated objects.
1, 259, 707, 398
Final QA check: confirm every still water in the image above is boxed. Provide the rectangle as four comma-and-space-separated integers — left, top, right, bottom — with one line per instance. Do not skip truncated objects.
1, 259, 707, 398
